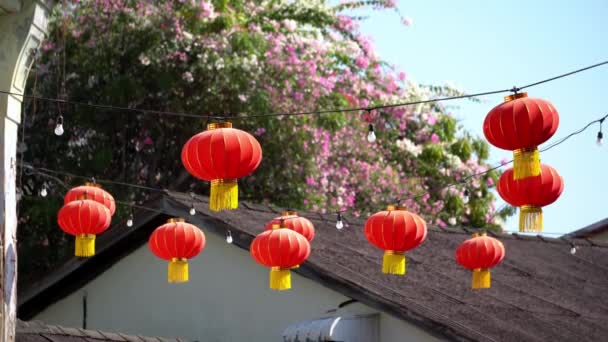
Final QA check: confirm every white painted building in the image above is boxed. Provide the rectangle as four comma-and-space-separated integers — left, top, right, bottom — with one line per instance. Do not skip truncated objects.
18, 192, 608, 342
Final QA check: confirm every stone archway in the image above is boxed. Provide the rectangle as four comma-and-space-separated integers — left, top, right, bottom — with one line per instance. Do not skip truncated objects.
0, 0, 52, 340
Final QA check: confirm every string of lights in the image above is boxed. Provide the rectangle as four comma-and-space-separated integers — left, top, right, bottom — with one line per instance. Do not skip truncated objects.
1, 60, 607, 121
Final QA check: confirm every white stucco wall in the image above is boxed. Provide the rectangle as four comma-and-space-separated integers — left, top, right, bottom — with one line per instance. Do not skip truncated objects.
34, 230, 442, 342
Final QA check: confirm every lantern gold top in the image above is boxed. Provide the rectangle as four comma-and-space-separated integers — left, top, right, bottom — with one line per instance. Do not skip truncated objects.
386, 205, 407, 211
282, 210, 297, 216
503, 92, 528, 103
472, 233, 480, 238
271, 223, 281, 230
84, 182, 101, 188
168, 218, 185, 223
207, 122, 233, 130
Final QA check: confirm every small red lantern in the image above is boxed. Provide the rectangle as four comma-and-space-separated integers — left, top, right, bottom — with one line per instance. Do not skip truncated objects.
497, 164, 563, 232
148, 218, 206, 283
250, 224, 310, 290
483, 93, 559, 179
58, 199, 112, 257
64, 183, 116, 215
364, 206, 427, 275
455, 233, 505, 289
181, 122, 262, 212
264, 211, 315, 242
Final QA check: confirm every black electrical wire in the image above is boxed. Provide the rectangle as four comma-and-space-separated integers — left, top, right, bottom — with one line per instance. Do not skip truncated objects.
1, 60, 607, 120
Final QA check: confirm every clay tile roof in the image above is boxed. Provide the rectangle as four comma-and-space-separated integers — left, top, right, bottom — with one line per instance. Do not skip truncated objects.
16, 320, 185, 342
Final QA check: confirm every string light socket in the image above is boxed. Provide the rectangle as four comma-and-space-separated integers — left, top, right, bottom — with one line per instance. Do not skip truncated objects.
40, 184, 48, 197
570, 245, 577, 255
54, 115, 64, 136
463, 189, 470, 204
367, 124, 376, 143
336, 212, 344, 230
226, 230, 233, 244
126, 213, 134, 227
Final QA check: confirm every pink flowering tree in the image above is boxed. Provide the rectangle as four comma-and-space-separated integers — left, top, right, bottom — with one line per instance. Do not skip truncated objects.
19, 0, 512, 280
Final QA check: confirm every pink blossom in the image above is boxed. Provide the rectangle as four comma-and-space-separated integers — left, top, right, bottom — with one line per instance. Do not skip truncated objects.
430, 133, 440, 143
398, 71, 407, 81
487, 178, 495, 186
402, 16, 413, 27
143, 137, 154, 145
427, 115, 437, 125
254, 127, 266, 136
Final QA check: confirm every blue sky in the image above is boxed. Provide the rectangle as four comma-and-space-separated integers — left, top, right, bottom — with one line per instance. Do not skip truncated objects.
359, 0, 608, 235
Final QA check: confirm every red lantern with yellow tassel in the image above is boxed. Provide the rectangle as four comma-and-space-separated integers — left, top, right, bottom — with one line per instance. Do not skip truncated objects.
364, 205, 427, 275
58, 199, 111, 257
497, 164, 563, 232
455, 233, 505, 289
483, 92, 559, 179
181, 122, 262, 212
264, 211, 315, 242
148, 218, 206, 283
64, 183, 116, 216
250, 224, 310, 290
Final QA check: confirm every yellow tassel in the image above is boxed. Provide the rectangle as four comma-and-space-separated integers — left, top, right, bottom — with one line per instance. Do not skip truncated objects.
75, 234, 96, 257
291, 265, 300, 269
168, 258, 189, 283
472, 268, 491, 289
269, 267, 291, 290
519, 206, 543, 232
513, 148, 540, 180
382, 251, 406, 275
209, 179, 238, 212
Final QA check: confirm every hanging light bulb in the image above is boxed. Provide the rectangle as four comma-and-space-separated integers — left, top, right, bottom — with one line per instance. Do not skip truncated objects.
189, 205, 196, 216
336, 212, 344, 230
462, 189, 470, 204
40, 185, 48, 197
367, 124, 376, 143
570, 245, 577, 255
54, 115, 64, 136
126, 213, 134, 227
226, 230, 233, 244
597, 131, 603, 146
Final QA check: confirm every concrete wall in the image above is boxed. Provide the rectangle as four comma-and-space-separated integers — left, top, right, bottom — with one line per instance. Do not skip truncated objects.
34, 231, 441, 342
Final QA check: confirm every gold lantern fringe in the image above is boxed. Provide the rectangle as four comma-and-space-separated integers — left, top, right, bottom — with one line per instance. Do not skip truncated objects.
75, 234, 96, 257
209, 179, 238, 212
168, 258, 189, 283
382, 251, 406, 275
270, 267, 291, 290
519, 205, 543, 232
472, 268, 491, 289
513, 148, 540, 180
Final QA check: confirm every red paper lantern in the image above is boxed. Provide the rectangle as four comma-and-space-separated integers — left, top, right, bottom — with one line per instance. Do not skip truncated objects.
250, 225, 310, 290
64, 183, 116, 216
483, 93, 559, 179
148, 218, 205, 283
497, 164, 563, 232
181, 122, 262, 212
455, 233, 505, 289
265, 211, 315, 242
364, 206, 427, 275
149, 218, 206, 283
58, 199, 112, 257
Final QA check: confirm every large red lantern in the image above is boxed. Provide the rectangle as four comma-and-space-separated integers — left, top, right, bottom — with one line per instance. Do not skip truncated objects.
497, 164, 563, 232
250, 224, 310, 290
455, 233, 505, 289
149, 218, 206, 283
58, 199, 112, 257
483, 93, 559, 179
264, 211, 315, 242
64, 183, 116, 216
181, 122, 262, 212
364, 206, 427, 275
